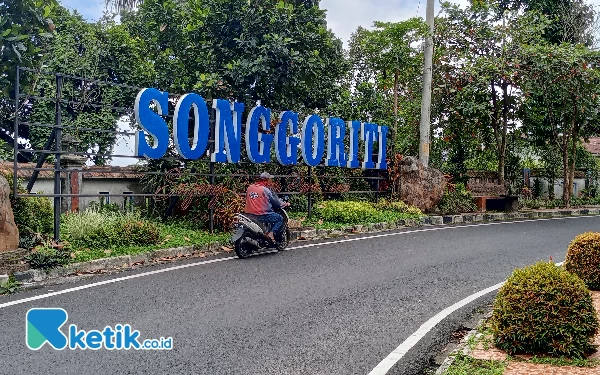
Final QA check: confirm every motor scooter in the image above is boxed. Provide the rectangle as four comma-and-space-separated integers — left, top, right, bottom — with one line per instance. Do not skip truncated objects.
230, 203, 291, 259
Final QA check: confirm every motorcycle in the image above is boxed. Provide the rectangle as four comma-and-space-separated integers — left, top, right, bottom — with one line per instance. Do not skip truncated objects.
230, 204, 292, 259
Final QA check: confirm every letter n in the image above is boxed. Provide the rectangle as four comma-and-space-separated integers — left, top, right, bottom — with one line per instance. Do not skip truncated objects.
212, 100, 245, 163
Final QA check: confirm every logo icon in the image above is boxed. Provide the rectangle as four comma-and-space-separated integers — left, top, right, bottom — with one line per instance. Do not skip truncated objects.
26, 308, 172, 351
26, 308, 69, 350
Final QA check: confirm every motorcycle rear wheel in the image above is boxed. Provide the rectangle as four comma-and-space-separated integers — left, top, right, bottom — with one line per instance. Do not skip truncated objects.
234, 238, 252, 259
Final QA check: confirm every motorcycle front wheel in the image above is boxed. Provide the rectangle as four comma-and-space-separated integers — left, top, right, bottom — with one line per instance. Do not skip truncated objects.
278, 228, 291, 251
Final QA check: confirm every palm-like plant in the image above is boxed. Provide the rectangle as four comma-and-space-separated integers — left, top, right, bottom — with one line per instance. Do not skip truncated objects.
105, 0, 143, 11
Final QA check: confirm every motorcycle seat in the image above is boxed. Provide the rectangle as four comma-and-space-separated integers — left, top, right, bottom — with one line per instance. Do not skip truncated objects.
239, 213, 269, 232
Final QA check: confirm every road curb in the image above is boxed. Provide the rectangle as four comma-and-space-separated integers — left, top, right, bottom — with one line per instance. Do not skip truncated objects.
435, 312, 492, 374
11, 207, 600, 285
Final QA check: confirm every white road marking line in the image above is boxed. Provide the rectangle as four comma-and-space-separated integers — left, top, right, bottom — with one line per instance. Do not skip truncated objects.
0, 216, 591, 311
288, 216, 592, 251
368, 261, 565, 375
0, 256, 236, 309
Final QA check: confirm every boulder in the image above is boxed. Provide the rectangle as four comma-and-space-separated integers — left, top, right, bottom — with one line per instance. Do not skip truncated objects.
0, 174, 19, 251
398, 156, 446, 212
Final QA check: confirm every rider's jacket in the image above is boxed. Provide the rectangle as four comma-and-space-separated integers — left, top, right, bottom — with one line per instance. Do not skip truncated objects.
244, 184, 282, 216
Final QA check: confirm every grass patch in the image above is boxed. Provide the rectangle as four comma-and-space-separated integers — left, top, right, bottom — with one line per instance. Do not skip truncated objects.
442, 353, 506, 375
519, 356, 600, 367
69, 222, 229, 263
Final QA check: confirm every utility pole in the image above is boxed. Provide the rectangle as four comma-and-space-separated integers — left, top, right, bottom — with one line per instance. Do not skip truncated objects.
419, 0, 434, 167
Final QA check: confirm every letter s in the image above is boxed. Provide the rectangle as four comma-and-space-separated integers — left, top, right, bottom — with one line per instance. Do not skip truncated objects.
134, 88, 169, 159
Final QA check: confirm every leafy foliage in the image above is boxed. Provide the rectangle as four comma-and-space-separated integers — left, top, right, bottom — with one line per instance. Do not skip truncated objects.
490, 262, 599, 358
0, 140, 10, 161
0, 275, 22, 295
565, 232, 600, 290
520, 43, 600, 205
437, 183, 478, 215
61, 207, 160, 250
121, 0, 348, 111
0, 0, 57, 95
25, 242, 71, 270
1, 170, 53, 236
315, 200, 422, 225
374, 199, 423, 216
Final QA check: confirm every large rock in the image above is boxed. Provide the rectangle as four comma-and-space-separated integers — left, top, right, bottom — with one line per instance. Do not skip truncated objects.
0, 174, 19, 251
398, 156, 446, 212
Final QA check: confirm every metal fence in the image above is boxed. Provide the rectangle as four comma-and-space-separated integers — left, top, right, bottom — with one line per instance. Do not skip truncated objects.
11, 67, 390, 240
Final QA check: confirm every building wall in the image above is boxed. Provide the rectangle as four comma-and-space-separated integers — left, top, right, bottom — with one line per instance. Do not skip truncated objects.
528, 177, 587, 198
24, 177, 143, 211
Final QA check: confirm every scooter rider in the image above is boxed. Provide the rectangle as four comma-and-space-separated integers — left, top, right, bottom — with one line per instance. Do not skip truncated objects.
244, 172, 290, 246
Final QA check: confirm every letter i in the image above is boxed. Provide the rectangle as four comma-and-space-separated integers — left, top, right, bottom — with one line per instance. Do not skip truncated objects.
116, 325, 123, 349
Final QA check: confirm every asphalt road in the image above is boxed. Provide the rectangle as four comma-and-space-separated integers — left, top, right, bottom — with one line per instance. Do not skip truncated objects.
1, 216, 599, 375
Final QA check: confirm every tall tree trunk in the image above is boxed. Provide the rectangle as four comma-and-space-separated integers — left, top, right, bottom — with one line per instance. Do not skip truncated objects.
490, 80, 501, 186
393, 69, 399, 156
568, 123, 580, 200
562, 143, 570, 207
498, 82, 509, 187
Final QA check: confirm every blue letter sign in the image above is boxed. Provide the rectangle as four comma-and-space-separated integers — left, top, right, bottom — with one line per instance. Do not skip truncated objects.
133, 89, 389, 170
246, 106, 273, 164
173, 93, 210, 160
325, 118, 347, 167
134, 88, 169, 159
212, 100, 244, 163
275, 111, 301, 165
301, 114, 325, 167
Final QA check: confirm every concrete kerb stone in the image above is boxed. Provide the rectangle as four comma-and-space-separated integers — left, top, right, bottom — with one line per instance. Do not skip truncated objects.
11, 208, 600, 285
431, 216, 444, 225
0, 274, 9, 284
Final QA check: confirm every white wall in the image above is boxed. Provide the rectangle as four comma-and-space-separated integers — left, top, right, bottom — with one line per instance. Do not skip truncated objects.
23, 176, 142, 211
529, 177, 587, 198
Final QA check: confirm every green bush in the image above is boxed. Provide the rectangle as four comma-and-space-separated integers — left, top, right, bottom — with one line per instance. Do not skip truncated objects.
490, 262, 599, 358
565, 232, 600, 290
26, 243, 71, 270
317, 200, 379, 224
437, 183, 477, 214
519, 198, 543, 210
1, 171, 53, 235
12, 196, 54, 235
374, 199, 423, 216
62, 208, 161, 250
315, 200, 423, 225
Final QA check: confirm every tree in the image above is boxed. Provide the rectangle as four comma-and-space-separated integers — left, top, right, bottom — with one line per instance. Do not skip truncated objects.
121, 0, 348, 112
520, 44, 600, 205
105, 0, 143, 12
1, 3, 149, 164
433, 2, 547, 186
347, 19, 427, 155
495, 0, 596, 45
0, 0, 58, 150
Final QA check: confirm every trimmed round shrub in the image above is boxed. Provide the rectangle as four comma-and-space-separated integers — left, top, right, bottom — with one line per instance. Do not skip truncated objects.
490, 262, 599, 359
565, 232, 600, 290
